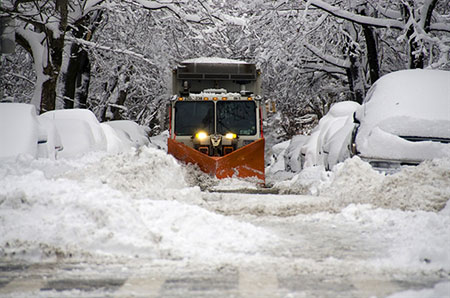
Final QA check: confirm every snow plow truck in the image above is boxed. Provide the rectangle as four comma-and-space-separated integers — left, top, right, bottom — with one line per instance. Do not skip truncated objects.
167, 58, 265, 182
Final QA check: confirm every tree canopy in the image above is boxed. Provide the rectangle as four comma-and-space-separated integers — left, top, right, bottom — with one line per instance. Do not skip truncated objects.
1, 0, 449, 138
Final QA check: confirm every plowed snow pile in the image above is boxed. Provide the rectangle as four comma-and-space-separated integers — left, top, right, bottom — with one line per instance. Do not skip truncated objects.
323, 157, 450, 212
275, 156, 450, 270
277, 156, 450, 212
0, 147, 276, 262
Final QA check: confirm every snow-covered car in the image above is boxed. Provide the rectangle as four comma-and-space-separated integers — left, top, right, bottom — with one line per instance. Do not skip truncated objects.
284, 134, 309, 172
100, 123, 132, 154
37, 116, 63, 159
300, 101, 360, 169
104, 120, 150, 148
350, 69, 450, 172
49, 118, 97, 158
41, 109, 107, 151
0, 103, 48, 160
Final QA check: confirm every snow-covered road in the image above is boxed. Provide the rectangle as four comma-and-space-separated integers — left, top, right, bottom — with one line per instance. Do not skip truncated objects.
0, 147, 449, 297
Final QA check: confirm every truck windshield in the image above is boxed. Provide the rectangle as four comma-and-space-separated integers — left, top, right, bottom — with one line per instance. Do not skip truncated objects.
175, 101, 214, 136
217, 101, 256, 135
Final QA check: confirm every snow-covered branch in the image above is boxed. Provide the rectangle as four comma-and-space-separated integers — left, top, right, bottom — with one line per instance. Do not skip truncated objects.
306, 0, 450, 33
304, 44, 350, 69
302, 63, 347, 75
68, 37, 155, 66
306, 0, 404, 30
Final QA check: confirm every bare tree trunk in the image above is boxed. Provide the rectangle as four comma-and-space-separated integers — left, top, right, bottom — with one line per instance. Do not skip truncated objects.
60, 10, 102, 109
357, 7, 380, 84
40, 0, 68, 113
62, 43, 79, 109
343, 24, 364, 104
75, 52, 90, 109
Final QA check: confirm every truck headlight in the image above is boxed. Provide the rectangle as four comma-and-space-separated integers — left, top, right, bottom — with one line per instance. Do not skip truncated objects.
225, 133, 237, 140
195, 131, 208, 140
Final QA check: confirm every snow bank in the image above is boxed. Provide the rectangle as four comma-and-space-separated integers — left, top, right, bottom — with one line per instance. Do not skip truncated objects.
387, 281, 450, 298
279, 156, 450, 213
274, 165, 328, 195
275, 156, 450, 270
0, 147, 276, 263
336, 204, 450, 270
322, 157, 450, 212
66, 147, 189, 198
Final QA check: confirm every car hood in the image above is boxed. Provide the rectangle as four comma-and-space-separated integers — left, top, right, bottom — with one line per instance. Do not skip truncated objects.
375, 116, 450, 140
356, 119, 450, 162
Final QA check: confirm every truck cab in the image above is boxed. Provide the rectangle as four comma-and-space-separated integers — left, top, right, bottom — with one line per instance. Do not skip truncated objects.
167, 58, 265, 181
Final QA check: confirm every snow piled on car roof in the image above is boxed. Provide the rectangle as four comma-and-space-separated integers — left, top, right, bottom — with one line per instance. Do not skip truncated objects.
359, 69, 450, 125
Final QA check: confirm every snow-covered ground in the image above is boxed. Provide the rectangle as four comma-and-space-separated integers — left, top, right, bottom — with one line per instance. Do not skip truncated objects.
1, 102, 449, 297
1, 142, 449, 297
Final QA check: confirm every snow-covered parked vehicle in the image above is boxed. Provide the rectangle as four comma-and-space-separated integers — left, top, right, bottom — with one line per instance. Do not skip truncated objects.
37, 116, 63, 159
0, 103, 44, 159
41, 109, 107, 152
300, 101, 360, 169
0, 102, 63, 160
104, 120, 150, 148
350, 69, 450, 172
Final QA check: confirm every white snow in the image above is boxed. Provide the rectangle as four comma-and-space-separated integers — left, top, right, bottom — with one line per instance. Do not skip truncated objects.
1, 103, 449, 297
355, 69, 450, 162
36, 116, 62, 160
0, 147, 276, 263
100, 123, 132, 154
182, 57, 249, 64
386, 281, 450, 298
49, 118, 97, 159
0, 104, 149, 160
0, 103, 40, 159
41, 109, 107, 151
284, 134, 309, 172
104, 120, 150, 148
299, 101, 360, 169
274, 156, 450, 277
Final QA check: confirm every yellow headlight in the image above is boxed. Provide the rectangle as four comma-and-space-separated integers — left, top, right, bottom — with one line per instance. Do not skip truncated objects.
195, 131, 208, 140
225, 133, 237, 140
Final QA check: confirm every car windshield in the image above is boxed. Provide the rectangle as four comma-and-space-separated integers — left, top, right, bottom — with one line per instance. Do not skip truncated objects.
174, 101, 214, 136
217, 101, 256, 135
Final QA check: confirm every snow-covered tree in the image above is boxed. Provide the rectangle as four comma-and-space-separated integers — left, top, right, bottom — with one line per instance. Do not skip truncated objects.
304, 0, 450, 74
0, 1, 109, 113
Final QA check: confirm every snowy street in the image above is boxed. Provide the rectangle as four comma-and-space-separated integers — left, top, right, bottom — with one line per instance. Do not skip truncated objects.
2, 0, 449, 296
1, 147, 449, 297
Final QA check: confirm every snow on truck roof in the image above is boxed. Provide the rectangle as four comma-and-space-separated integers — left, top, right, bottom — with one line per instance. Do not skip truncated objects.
181, 57, 250, 65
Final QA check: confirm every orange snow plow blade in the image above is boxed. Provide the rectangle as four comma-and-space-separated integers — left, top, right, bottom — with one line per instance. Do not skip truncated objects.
168, 138, 265, 182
